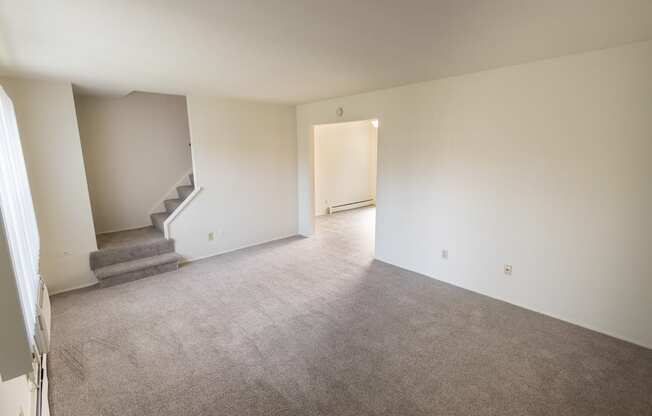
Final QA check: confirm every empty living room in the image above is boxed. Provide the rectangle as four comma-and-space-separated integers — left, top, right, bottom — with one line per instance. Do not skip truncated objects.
1, 1, 652, 415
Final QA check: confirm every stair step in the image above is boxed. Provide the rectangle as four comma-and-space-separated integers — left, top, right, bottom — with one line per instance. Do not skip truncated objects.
177, 185, 194, 200
189, 173, 194, 187
90, 237, 174, 270
94, 253, 182, 287
151, 212, 169, 232
164, 198, 182, 214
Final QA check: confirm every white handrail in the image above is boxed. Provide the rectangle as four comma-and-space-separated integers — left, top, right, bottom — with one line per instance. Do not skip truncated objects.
162, 186, 202, 239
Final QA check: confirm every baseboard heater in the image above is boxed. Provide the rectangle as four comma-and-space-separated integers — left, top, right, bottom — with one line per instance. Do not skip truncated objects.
328, 199, 375, 214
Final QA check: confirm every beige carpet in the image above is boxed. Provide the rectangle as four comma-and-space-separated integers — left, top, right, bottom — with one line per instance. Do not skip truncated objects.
49, 207, 652, 415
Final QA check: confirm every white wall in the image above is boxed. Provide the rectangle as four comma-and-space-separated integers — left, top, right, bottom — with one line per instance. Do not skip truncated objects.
314, 120, 377, 215
75, 92, 192, 233
170, 97, 297, 261
297, 41, 652, 348
0, 375, 34, 416
1, 77, 98, 294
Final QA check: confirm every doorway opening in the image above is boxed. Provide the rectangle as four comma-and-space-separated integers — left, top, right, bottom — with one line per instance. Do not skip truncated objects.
313, 119, 378, 252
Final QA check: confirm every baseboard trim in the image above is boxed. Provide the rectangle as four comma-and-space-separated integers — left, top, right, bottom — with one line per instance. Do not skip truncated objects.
51, 234, 301, 294
179, 233, 300, 265
373, 255, 652, 351
328, 199, 375, 214
49, 280, 98, 296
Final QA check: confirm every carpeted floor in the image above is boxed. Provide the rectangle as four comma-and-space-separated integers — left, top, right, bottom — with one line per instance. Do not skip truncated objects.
49, 207, 652, 416
96, 226, 166, 250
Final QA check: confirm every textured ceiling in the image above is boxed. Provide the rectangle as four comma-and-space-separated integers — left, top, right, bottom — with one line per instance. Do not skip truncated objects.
1, 0, 651, 103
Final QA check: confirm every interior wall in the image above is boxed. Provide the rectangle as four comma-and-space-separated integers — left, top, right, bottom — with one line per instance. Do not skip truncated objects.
170, 96, 297, 261
0, 375, 34, 416
0, 77, 98, 294
314, 120, 377, 215
296, 40, 652, 348
75, 92, 192, 233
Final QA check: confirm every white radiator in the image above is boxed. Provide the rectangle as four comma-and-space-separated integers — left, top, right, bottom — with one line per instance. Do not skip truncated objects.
328, 199, 375, 214
38, 354, 50, 416
34, 281, 50, 355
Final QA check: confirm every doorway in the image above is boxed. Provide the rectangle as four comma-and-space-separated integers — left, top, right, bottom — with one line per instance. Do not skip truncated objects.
313, 119, 378, 250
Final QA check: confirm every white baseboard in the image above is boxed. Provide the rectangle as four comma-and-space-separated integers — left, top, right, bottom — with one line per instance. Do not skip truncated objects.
179, 233, 300, 265
328, 199, 375, 214
48, 281, 97, 296
373, 254, 652, 350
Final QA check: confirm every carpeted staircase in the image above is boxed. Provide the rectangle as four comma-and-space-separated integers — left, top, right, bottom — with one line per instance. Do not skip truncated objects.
89, 174, 194, 287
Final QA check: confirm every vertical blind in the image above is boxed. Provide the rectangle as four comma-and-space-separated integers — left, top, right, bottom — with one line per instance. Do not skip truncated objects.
0, 85, 41, 347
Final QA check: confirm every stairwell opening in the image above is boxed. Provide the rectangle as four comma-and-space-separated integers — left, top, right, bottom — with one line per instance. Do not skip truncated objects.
74, 90, 195, 286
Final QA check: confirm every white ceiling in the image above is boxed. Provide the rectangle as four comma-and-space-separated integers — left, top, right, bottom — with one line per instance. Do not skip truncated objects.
1, 0, 652, 103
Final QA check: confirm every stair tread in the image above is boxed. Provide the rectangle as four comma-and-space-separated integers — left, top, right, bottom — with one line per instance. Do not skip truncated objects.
96, 226, 164, 250
90, 237, 175, 270
151, 212, 169, 232
164, 198, 183, 213
177, 186, 194, 200
95, 252, 182, 280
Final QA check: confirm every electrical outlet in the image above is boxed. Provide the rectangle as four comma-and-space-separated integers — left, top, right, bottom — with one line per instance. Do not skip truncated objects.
208, 232, 215, 241
504, 264, 513, 275
441, 249, 448, 259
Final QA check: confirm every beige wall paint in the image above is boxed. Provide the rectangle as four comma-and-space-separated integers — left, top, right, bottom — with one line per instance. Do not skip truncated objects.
297, 41, 652, 348
170, 97, 297, 261
1, 77, 98, 294
0, 375, 34, 416
75, 92, 192, 233
314, 120, 377, 215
